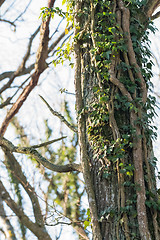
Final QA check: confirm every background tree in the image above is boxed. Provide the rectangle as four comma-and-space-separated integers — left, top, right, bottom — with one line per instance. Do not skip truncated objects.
0, 0, 160, 240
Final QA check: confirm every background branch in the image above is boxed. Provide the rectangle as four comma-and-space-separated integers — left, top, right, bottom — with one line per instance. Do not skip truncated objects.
0, 137, 82, 172
0, 180, 52, 240
0, 198, 17, 240
0, 0, 56, 136
40, 95, 78, 133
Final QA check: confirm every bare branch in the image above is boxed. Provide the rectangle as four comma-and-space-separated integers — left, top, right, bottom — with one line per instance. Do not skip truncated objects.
0, 137, 82, 172
144, 0, 160, 18
13, 0, 32, 23
49, 29, 68, 53
40, 95, 78, 133
0, 27, 72, 84
0, 0, 5, 8
0, 26, 40, 95
4, 149, 45, 227
0, 0, 55, 136
0, 97, 12, 109
0, 228, 6, 239
0, 71, 14, 82
31, 136, 67, 148
16, 26, 40, 73
45, 221, 89, 240
0, 180, 52, 240
151, 10, 160, 19
0, 18, 16, 28
0, 66, 34, 82
0, 198, 17, 240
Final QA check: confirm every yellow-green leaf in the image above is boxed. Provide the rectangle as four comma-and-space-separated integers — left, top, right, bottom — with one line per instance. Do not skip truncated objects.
65, 28, 69, 35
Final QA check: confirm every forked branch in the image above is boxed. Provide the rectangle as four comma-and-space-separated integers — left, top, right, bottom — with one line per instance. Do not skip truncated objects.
0, 137, 82, 172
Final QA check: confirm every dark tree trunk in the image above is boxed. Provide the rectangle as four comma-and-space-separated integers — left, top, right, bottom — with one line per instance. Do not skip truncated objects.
74, 0, 160, 239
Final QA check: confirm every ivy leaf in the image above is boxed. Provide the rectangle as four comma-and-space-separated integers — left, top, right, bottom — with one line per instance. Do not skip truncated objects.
102, 50, 111, 60
84, 220, 90, 229
62, 0, 66, 5
65, 28, 69, 35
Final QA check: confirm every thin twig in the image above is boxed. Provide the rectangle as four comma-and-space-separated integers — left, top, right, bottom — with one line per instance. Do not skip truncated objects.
31, 136, 67, 148
39, 95, 77, 133
0, 18, 16, 28
13, 0, 32, 23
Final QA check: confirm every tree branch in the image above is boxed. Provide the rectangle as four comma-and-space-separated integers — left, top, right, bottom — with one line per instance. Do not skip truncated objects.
40, 95, 78, 133
0, 18, 16, 28
0, 137, 82, 172
13, 0, 32, 23
0, 26, 40, 96
45, 221, 89, 240
4, 149, 45, 228
0, 180, 52, 240
0, 198, 17, 240
0, 0, 55, 136
151, 10, 160, 19
31, 136, 67, 148
0, 97, 12, 109
144, 0, 160, 18
17, 26, 40, 73
0, 0, 5, 8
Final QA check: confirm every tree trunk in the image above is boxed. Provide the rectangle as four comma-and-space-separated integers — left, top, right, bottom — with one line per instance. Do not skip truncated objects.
74, 0, 160, 239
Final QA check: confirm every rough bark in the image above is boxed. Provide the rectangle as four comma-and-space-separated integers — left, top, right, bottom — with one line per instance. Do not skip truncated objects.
74, 0, 160, 239
74, 1, 102, 239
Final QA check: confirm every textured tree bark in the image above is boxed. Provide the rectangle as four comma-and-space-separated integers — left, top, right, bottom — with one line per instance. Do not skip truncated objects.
74, 0, 160, 239
74, 1, 102, 239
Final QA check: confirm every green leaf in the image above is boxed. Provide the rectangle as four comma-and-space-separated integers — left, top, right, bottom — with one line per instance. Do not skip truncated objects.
84, 220, 90, 229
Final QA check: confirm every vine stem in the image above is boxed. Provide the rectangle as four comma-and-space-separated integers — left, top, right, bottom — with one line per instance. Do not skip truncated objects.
118, 1, 147, 104
130, 110, 151, 240
107, 86, 130, 240
117, 1, 151, 239
90, 0, 103, 88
